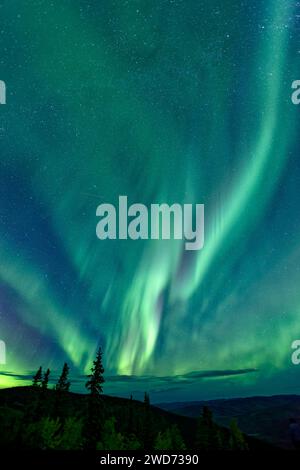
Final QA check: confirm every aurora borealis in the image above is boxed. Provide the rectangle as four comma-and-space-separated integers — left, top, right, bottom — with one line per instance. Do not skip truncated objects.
1, 0, 300, 401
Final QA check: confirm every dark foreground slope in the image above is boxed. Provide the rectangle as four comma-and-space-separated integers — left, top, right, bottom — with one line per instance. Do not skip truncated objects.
0, 387, 276, 450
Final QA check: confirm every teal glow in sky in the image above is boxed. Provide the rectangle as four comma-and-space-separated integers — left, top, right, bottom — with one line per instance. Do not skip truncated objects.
0, 0, 300, 401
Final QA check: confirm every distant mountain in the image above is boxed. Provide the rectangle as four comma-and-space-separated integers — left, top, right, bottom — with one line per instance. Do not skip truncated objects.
158, 395, 300, 449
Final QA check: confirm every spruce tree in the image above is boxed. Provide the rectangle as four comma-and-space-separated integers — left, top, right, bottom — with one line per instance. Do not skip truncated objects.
86, 347, 105, 395
154, 425, 186, 450
54, 363, 71, 419
84, 347, 105, 448
144, 392, 150, 407
32, 366, 43, 387
56, 363, 70, 392
142, 392, 154, 449
202, 406, 213, 426
229, 419, 248, 450
127, 394, 134, 435
23, 366, 43, 430
29, 366, 50, 423
195, 406, 216, 450
42, 368, 50, 389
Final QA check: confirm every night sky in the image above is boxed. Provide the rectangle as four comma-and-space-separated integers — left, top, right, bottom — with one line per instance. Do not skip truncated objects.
0, 0, 300, 402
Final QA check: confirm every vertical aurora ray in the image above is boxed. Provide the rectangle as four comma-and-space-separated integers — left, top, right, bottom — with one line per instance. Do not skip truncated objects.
107, 239, 183, 374
110, 0, 299, 375
173, 0, 297, 301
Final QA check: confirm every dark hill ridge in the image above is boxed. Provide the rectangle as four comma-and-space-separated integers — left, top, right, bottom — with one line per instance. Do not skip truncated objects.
0, 386, 196, 447
158, 395, 300, 449
0, 386, 276, 450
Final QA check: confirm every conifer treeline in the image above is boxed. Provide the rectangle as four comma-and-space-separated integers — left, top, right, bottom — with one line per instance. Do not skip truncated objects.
0, 347, 248, 450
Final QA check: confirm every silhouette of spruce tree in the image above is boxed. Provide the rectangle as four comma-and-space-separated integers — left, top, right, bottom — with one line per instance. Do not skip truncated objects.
84, 347, 105, 449
54, 363, 71, 419
42, 368, 50, 389
195, 406, 218, 450
229, 419, 248, 450
37, 368, 52, 417
202, 406, 213, 426
19, 366, 42, 445
154, 425, 186, 450
144, 392, 150, 406
142, 391, 155, 449
32, 366, 43, 387
23, 366, 49, 431
56, 363, 70, 392
127, 394, 134, 435
86, 347, 105, 395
